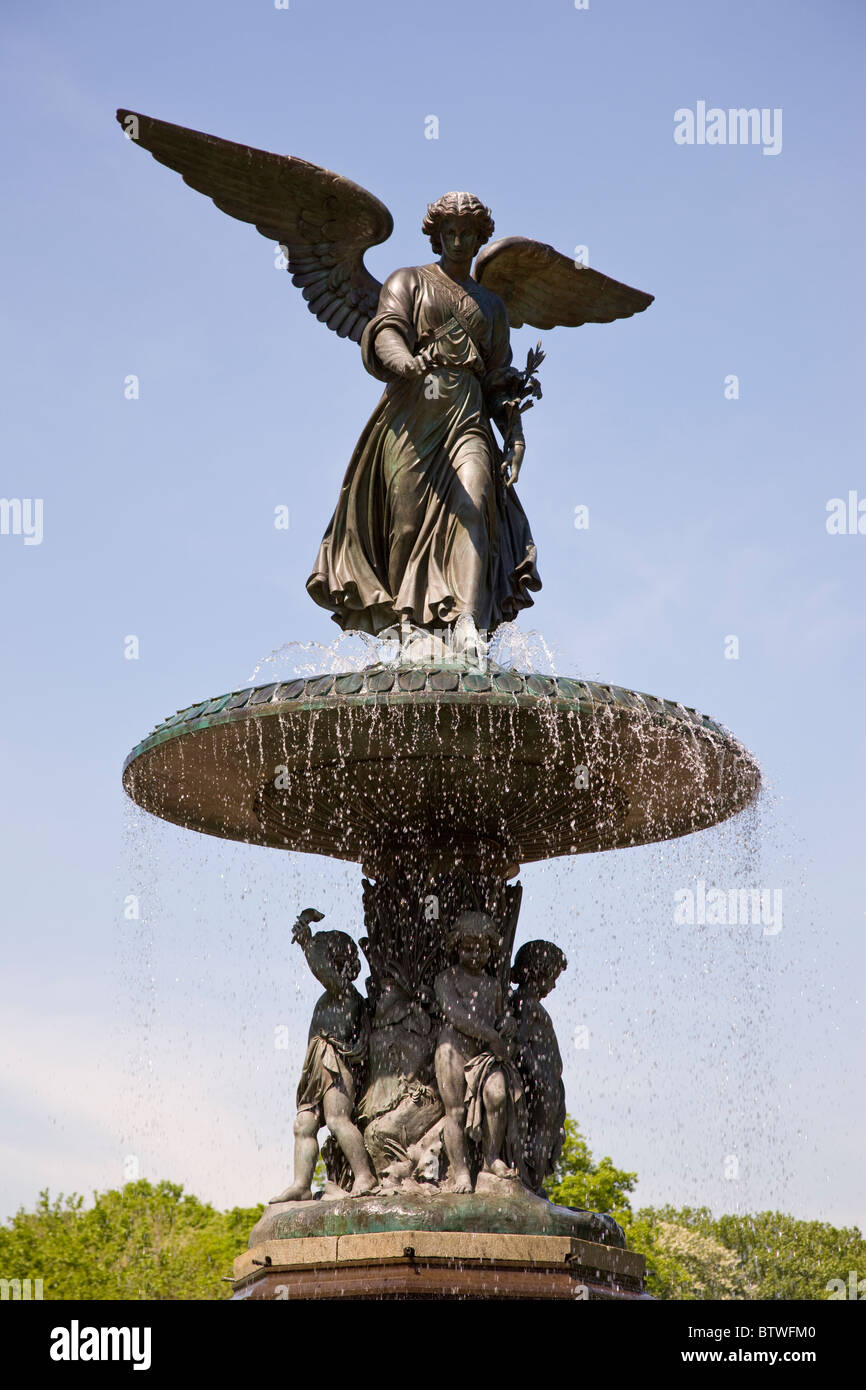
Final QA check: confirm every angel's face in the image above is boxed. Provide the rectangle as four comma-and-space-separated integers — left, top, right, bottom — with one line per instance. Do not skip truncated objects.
438, 215, 483, 263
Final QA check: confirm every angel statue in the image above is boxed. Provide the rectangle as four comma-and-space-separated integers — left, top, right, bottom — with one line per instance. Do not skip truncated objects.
117, 110, 653, 658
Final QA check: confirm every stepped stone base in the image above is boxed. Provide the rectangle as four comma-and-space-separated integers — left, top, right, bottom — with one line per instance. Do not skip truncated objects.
232, 1229, 650, 1301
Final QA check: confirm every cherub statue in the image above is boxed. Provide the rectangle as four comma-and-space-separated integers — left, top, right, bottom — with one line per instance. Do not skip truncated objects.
116, 110, 653, 657
433, 911, 525, 1192
269, 909, 376, 1203
509, 940, 568, 1194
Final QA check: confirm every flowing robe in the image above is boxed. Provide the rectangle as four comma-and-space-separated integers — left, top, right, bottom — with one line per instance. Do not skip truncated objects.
295, 1020, 369, 1113
306, 263, 541, 634
464, 1050, 527, 1177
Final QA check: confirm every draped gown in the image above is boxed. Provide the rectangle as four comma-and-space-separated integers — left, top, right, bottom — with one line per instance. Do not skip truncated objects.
306, 262, 542, 635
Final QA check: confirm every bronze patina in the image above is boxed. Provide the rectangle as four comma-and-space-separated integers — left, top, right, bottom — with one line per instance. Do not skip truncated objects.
118, 109, 757, 1299
116, 109, 652, 658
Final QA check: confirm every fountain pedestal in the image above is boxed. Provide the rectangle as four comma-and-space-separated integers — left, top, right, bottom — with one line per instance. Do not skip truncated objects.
234, 1183, 645, 1299
232, 1229, 649, 1300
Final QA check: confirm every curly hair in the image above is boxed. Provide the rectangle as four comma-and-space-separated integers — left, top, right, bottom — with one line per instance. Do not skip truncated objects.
445, 909, 500, 955
422, 191, 495, 254
510, 939, 567, 986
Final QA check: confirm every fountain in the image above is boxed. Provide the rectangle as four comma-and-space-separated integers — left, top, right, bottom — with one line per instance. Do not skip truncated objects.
118, 109, 760, 1299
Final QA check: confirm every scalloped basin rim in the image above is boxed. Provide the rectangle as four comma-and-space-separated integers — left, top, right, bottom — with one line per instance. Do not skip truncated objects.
122, 667, 761, 866
124, 668, 734, 772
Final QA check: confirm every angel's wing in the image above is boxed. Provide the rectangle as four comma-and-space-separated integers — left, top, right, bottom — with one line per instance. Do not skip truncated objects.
116, 109, 394, 343
474, 236, 653, 330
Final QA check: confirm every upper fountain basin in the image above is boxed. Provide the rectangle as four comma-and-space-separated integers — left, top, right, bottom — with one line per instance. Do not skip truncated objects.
122, 667, 760, 873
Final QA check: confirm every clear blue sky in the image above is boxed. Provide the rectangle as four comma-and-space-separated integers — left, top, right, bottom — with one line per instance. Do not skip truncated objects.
1, 0, 864, 1234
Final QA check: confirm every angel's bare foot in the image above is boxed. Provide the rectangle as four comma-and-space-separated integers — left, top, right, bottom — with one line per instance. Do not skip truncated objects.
451, 1167, 473, 1193
484, 1159, 515, 1179
350, 1174, 378, 1197
268, 1184, 313, 1204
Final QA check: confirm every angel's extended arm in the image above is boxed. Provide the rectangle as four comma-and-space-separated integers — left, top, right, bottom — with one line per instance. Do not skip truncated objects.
376, 328, 420, 377
360, 269, 425, 382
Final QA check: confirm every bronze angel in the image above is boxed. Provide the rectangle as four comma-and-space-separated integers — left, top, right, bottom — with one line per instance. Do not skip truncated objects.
117, 110, 653, 656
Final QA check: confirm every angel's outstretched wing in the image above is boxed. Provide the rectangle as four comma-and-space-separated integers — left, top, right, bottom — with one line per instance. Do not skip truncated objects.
474, 236, 653, 330
116, 110, 394, 343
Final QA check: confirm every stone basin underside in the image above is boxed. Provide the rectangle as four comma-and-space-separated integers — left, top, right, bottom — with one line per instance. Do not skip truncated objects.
122, 667, 760, 871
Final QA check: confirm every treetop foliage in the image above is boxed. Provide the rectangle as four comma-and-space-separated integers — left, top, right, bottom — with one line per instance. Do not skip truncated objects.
1, 1125, 861, 1300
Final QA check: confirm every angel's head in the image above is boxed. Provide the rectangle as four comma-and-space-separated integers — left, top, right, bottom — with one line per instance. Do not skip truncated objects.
422, 192, 494, 260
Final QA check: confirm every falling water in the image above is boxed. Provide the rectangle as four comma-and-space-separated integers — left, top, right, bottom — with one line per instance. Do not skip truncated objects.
117, 624, 836, 1238
247, 621, 560, 684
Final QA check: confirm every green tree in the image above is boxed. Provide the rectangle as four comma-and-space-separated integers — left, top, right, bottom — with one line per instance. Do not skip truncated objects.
0, 1181, 263, 1300
641, 1206, 866, 1301
2, 1129, 861, 1301
544, 1116, 637, 1221
624, 1212, 753, 1300
540, 1120, 865, 1301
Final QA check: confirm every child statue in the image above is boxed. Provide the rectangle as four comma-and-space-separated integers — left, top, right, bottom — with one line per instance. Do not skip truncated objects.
269, 910, 377, 1203
509, 939, 568, 1194
433, 910, 525, 1193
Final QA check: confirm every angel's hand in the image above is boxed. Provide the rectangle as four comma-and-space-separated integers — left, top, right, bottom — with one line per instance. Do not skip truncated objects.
501, 439, 526, 489
399, 354, 427, 380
